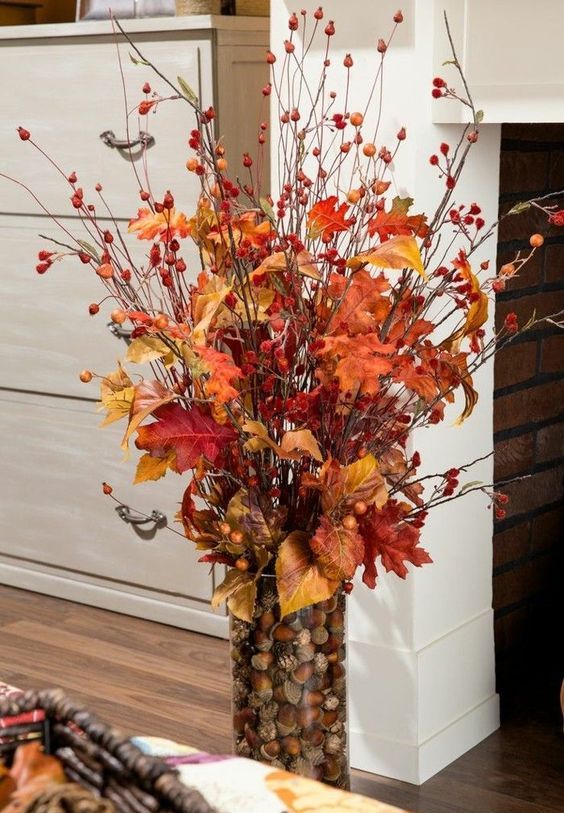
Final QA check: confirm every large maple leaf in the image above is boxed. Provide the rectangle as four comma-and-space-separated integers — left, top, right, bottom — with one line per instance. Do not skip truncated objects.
310, 515, 365, 581
190, 345, 243, 404
306, 196, 353, 241
367, 196, 428, 242
359, 501, 432, 588
316, 333, 396, 395
329, 268, 391, 334
128, 207, 192, 242
135, 402, 236, 473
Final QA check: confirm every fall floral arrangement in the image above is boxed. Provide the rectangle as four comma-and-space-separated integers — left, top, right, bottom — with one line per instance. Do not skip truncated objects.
7, 6, 563, 787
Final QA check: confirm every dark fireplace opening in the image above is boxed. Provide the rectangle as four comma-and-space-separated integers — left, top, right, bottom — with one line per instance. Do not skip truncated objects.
493, 124, 564, 714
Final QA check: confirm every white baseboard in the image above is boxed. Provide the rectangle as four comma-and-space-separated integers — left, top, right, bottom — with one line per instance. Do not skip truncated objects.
0, 560, 229, 639
350, 693, 500, 784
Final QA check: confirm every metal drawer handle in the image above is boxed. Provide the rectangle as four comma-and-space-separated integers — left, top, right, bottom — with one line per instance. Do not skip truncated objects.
116, 505, 167, 528
100, 130, 155, 150
107, 321, 133, 341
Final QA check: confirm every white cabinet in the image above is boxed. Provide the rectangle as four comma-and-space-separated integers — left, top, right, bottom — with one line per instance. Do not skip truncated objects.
0, 16, 269, 637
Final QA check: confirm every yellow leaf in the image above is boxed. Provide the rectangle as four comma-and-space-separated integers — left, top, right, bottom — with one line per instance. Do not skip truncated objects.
320, 454, 388, 512
212, 569, 256, 622
126, 336, 177, 365
280, 429, 323, 462
243, 421, 323, 462
454, 366, 479, 426
192, 284, 232, 344
442, 255, 488, 352
134, 450, 177, 484
98, 364, 135, 426
250, 250, 321, 281
347, 234, 427, 280
276, 531, 339, 617
234, 286, 275, 323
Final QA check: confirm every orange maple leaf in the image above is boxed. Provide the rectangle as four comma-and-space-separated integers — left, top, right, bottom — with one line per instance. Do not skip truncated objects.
306, 196, 353, 241
128, 207, 192, 242
367, 196, 428, 242
316, 333, 395, 395
329, 268, 391, 334
192, 345, 243, 404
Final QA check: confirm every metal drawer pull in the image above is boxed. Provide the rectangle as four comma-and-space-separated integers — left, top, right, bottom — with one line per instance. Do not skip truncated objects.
107, 321, 133, 341
116, 505, 167, 528
100, 130, 155, 150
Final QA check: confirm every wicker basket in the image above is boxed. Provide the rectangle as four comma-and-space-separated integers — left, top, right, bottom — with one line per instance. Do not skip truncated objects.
0, 689, 215, 813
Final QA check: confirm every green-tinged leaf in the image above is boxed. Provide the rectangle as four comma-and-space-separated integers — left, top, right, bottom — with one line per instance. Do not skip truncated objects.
507, 201, 531, 216
475, 109, 484, 123
129, 52, 150, 66
259, 197, 275, 221
177, 75, 199, 105
276, 531, 339, 617
77, 239, 100, 262
458, 480, 484, 495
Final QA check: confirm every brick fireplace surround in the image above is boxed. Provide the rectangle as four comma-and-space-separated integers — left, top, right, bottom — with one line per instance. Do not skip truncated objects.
494, 124, 564, 690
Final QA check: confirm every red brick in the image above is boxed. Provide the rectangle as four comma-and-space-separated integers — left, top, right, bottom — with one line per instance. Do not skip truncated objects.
531, 506, 563, 554
499, 150, 548, 196
494, 606, 530, 655
543, 244, 564, 284
502, 465, 564, 519
494, 380, 564, 432
541, 334, 564, 373
494, 433, 535, 480
549, 150, 564, 191
493, 554, 555, 612
497, 203, 551, 243
502, 124, 564, 143
494, 341, 537, 390
495, 290, 564, 332
493, 522, 530, 569
536, 423, 564, 464
495, 247, 543, 291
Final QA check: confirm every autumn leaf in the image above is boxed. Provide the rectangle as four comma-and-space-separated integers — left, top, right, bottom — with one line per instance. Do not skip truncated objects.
442, 252, 488, 352
276, 531, 339, 616
454, 361, 479, 426
306, 196, 353, 241
359, 501, 432, 588
212, 568, 257, 622
98, 363, 134, 426
122, 379, 177, 448
135, 402, 237, 473
185, 345, 243, 404
348, 235, 427, 280
126, 335, 178, 365
128, 207, 192, 241
225, 488, 287, 549
329, 269, 391, 335
243, 421, 323, 462
321, 453, 389, 513
251, 250, 321, 281
310, 515, 364, 580
191, 277, 232, 343
315, 334, 396, 395
367, 196, 428, 242
134, 450, 178, 484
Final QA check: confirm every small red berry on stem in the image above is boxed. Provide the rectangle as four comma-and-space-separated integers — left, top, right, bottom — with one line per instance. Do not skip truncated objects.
393, 9, 404, 23
377, 38, 387, 53
18, 127, 30, 141
102, 482, 113, 496
325, 21, 335, 36
88, 303, 100, 315
343, 581, 354, 594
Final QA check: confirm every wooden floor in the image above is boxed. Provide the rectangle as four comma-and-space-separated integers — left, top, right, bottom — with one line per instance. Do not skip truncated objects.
0, 585, 563, 813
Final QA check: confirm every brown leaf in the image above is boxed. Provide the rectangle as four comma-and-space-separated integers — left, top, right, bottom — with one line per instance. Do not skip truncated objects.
276, 531, 339, 616
310, 516, 364, 580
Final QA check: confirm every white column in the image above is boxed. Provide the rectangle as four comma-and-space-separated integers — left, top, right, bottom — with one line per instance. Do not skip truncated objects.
270, 0, 500, 783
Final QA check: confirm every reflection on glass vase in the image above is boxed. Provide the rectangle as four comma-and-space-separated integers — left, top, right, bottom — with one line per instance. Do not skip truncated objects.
230, 576, 349, 788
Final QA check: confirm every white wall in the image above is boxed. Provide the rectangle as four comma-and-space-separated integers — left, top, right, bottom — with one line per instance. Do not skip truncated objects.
271, 0, 501, 783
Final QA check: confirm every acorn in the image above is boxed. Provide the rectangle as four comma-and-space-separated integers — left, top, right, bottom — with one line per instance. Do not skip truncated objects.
311, 625, 329, 645
331, 662, 346, 680
253, 629, 273, 652
296, 758, 324, 781
291, 662, 314, 685
281, 736, 301, 756
322, 709, 338, 728
258, 611, 276, 632
301, 725, 325, 747
297, 705, 322, 728
323, 694, 339, 712
318, 672, 332, 692
244, 723, 261, 749
313, 653, 329, 674
272, 624, 296, 642
250, 670, 273, 701
302, 690, 324, 707
260, 740, 281, 760
282, 680, 302, 705
295, 643, 315, 663
323, 754, 342, 782
273, 685, 286, 704
327, 609, 344, 632
304, 673, 324, 692
233, 707, 256, 734
302, 608, 326, 629
324, 733, 343, 755
321, 634, 341, 655
251, 651, 274, 671
319, 596, 338, 613
277, 703, 297, 736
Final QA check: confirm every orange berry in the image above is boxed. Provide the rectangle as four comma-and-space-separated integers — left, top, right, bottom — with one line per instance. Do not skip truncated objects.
342, 515, 358, 530
373, 179, 391, 195
102, 482, 113, 495
216, 158, 228, 171
235, 558, 249, 571
186, 157, 199, 172
353, 500, 368, 516
96, 263, 113, 279
350, 111, 364, 127
154, 313, 169, 330
79, 370, 93, 383
363, 142, 376, 157
500, 262, 516, 277
230, 530, 244, 544
529, 233, 544, 248
110, 309, 126, 324
219, 522, 231, 535
347, 188, 361, 204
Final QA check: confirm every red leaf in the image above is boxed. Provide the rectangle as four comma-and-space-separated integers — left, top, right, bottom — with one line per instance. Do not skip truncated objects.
307, 196, 353, 241
135, 402, 236, 473
367, 196, 428, 242
359, 502, 432, 588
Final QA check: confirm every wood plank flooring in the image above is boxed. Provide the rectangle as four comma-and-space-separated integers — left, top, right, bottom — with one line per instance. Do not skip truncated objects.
0, 585, 563, 812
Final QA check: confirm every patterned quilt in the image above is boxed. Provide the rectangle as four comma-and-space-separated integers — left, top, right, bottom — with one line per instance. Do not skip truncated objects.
0, 683, 405, 813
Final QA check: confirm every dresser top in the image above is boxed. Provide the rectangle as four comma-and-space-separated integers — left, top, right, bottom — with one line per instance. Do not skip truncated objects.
0, 14, 269, 41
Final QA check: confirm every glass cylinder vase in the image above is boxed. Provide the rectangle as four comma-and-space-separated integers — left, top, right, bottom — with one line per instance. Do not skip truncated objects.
230, 576, 348, 788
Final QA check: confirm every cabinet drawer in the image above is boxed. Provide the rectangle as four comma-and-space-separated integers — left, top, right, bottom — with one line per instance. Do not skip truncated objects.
0, 219, 201, 397
0, 391, 214, 603
0, 31, 211, 218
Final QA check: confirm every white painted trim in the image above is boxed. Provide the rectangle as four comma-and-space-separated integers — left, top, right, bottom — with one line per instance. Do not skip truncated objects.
350, 694, 499, 785
0, 561, 229, 639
